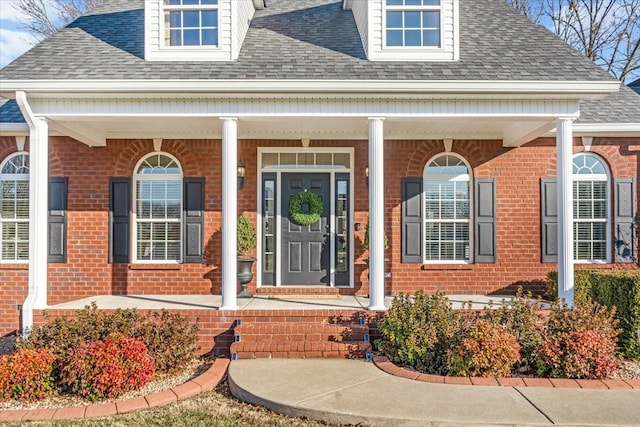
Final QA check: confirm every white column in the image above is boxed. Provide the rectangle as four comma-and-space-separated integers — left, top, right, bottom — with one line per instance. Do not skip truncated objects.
556, 118, 574, 306
220, 117, 238, 310
22, 117, 49, 332
368, 117, 386, 310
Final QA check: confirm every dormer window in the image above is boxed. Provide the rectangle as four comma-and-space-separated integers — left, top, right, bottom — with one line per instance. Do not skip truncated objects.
163, 0, 219, 47
385, 0, 441, 48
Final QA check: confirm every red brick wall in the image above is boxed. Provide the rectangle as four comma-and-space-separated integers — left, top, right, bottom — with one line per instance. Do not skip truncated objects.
1, 136, 638, 335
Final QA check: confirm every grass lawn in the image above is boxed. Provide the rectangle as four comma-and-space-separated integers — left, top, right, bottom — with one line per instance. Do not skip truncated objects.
6, 383, 345, 427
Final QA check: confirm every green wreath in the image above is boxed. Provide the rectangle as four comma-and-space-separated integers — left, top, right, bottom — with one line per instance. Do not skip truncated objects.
289, 190, 323, 226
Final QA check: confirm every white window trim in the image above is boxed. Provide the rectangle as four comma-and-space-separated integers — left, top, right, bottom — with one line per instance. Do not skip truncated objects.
572, 153, 611, 264
382, 0, 444, 50
161, 0, 220, 50
132, 152, 184, 264
422, 152, 473, 264
0, 151, 30, 264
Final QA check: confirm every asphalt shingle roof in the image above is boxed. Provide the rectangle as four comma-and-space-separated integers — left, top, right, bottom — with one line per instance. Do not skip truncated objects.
578, 85, 640, 124
0, 0, 615, 82
0, 99, 25, 123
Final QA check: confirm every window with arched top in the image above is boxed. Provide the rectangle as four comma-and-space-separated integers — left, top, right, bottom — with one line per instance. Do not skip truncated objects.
133, 153, 183, 262
0, 153, 29, 261
423, 153, 472, 263
572, 153, 610, 262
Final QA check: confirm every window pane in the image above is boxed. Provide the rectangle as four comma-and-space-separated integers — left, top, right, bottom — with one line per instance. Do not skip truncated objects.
183, 29, 200, 45
170, 30, 181, 46
405, 30, 421, 46
405, 11, 421, 27
202, 10, 216, 26
422, 11, 439, 27
387, 30, 403, 46
170, 11, 181, 27
387, 11, 403, 28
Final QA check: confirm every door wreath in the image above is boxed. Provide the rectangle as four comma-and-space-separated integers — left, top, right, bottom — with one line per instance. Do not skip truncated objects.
289, 190, 323, 225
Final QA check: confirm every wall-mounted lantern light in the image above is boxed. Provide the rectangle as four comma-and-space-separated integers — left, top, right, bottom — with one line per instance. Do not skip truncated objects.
237, 161, 246, 190
365, 166, 369, 188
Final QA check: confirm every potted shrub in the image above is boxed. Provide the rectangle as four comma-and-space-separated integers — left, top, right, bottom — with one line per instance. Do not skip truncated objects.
237, 213, 257, 297
363, 214, 389, 254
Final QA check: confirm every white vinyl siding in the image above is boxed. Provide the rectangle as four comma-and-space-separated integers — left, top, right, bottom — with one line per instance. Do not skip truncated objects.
423, 154, 471, 263
0, 153, 29, 262
234, 0, 255, 59
133, 153, 183, 262
145, 0, 237, 61
351, 0, 369, 56
572, 153, 610, 263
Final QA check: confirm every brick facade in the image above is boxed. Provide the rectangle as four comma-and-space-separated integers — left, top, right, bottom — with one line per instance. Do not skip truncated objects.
1, 135, 638, 335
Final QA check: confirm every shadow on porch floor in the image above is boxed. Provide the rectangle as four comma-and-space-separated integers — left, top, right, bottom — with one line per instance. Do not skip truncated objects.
48, 294, 529, 311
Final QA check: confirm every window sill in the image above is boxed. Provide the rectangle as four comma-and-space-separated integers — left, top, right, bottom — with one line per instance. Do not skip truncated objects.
0, 263, 28, 270
421, 264, 473, 271
129, 264, 182, 271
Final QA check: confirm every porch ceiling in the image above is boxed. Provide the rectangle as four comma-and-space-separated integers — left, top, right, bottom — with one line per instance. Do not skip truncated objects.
46, 115, 556, 147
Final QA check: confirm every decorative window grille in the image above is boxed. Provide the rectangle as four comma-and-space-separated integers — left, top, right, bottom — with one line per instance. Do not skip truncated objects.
0, 153, 29, 262
385, 0, 442, 47
163, 0, 219, 47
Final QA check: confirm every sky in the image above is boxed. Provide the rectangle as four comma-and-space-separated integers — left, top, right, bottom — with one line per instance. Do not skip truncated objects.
0, 0, 39, 69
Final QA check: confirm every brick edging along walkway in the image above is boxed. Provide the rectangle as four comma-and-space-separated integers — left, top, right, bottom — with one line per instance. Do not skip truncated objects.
373, 356, 640, 390
0, 358, 230, 423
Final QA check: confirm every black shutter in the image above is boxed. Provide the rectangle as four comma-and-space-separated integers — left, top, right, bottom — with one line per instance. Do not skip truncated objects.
183, 177, 205, 263
541, 178, 558, 263
48, 177, 67, 263
401, 177, 422, 263
614, 178, 636, 263
475, 178, 496, 263
109, 177, 130, 263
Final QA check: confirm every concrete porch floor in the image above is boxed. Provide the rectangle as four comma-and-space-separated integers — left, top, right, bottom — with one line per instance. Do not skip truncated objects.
48, 294, 530, 311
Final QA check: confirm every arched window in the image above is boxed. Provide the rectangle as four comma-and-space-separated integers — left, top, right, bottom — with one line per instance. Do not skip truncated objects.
423, 153, 471, 262
573, 153, 610, 262
0, 153, 29, 261
133, 153, 183, 262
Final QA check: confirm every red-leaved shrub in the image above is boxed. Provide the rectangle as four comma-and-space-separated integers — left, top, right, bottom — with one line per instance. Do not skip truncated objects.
0, 347, 57, 401
59, 334, 155, 400
536, 302, 619, 379
446, 321, 521, 377
537, 330, 618, 379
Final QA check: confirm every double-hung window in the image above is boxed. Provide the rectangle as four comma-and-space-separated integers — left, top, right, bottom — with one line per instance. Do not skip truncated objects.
423, 154, 471, 263
573, 153, 609, 262
163, 0, 219, 47
385, 0, 442, 47
134, 153, 183, 263
0, 153, 29, 262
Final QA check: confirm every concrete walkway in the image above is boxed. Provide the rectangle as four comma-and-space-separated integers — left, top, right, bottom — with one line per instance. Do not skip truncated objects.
228, 359, 640, 427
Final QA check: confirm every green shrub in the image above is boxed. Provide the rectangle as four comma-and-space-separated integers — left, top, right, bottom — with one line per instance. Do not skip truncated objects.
446, 321, 521, 377
535, 302, 620, 379
131, 310, 200, 373
482, 290, 544, 370
376, 291, 461, 374
0, 347, 57, 401
545, 270, 593, 303
546, 270, 640, 359
237, 213, 257, 257
21, 304, 199, 373
588, 271, 640, 359
60, 335, 155, 401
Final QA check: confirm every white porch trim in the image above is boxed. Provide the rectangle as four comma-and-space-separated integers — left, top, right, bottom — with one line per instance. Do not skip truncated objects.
15, 91, 50, 335
368, 117, 386, 311
220, 117, 239, 310
556, 118, 575, 306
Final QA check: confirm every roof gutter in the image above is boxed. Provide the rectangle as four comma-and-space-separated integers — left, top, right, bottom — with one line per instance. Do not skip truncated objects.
0, 79, 621, 97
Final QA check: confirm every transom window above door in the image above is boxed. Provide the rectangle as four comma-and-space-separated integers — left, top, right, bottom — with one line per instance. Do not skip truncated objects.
385, 0, 442, 47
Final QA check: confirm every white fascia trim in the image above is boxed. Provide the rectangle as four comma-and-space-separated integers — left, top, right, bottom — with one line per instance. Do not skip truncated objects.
545, 123, 640, 137
0, 79, 621, 97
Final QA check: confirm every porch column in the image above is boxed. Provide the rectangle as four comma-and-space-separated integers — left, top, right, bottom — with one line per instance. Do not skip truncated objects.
220, 117, 238, 310
556, 117, 574, 306
24, 117, 49, 330
368, 117, 386, 310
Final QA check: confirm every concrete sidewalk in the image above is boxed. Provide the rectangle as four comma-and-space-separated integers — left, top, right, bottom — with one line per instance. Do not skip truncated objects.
228, 359, 640, 426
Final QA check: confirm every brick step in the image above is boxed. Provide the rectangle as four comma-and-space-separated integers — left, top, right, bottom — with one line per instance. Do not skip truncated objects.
233, 323, 369, 343
230, 341, 371, 359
